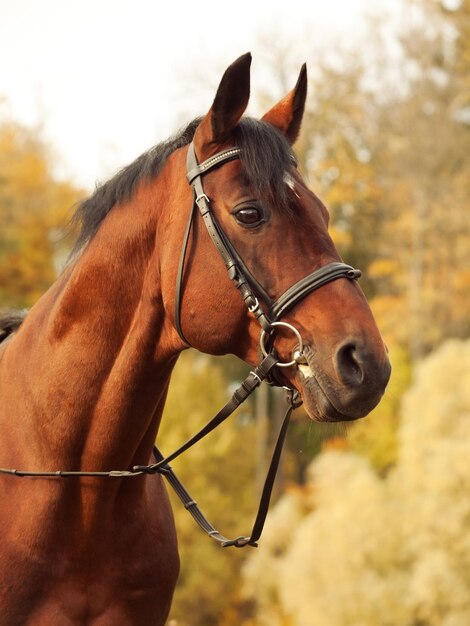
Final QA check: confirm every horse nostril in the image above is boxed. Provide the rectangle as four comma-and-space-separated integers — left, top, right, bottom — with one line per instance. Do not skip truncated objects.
335, 341, 364, 386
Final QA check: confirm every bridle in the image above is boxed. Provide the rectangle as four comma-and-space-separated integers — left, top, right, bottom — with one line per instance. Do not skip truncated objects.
177, 142, 361, 376
0, 141, 361, 549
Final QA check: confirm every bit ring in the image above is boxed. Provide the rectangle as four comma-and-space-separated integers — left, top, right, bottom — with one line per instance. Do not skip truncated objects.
260, 321, 304, 368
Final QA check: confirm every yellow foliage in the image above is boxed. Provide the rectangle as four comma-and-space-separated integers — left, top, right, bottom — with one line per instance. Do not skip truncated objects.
328, 223, 351, 250
368, 258, 401, 281
160, 351, 258, 626
347, 342, 411, 473
369, 294, 409, 347
0, 121, 84, 308
243, 339, 470, 626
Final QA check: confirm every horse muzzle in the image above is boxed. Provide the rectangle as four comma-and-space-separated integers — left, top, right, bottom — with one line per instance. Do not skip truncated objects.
295, 341, 391, 422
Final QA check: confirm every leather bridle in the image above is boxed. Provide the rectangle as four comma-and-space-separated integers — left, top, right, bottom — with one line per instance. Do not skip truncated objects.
0, 141, 362, 549
177, 142, 361, 376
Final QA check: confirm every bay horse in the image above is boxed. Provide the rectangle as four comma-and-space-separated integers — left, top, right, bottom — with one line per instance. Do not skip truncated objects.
0, 54, 390, 625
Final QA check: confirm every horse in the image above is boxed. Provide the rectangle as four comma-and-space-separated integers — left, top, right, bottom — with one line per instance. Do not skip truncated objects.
0, 53, 390, 625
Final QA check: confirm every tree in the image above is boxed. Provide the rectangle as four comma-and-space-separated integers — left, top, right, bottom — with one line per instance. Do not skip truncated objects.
0, 118, 82, 309
242, 338, 470, 626
367, 0, 470, 358
252, 2, 470, 360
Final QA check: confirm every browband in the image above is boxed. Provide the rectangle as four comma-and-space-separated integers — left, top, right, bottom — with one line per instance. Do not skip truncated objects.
186, 147, 241, 185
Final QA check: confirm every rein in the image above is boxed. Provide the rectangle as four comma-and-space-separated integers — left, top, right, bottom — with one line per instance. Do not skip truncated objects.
0, 142, 361, 549
0, 353, 294, 548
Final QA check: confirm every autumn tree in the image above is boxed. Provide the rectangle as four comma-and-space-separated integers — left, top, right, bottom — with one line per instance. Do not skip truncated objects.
253, 1, 470, 476
242, 338, 470, 626
367, 0, 470, 359
0, 117, 82, 308
254, 2, 470, 361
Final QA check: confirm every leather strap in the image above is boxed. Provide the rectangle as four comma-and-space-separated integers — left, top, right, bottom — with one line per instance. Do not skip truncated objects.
174, 201, 196, 345
151, 386, 298, 548
179, 143, 362, 344
174, 143, 273, 346
133, 354, 278, 474
186, 147, 241, 185
271, 262, 361, 319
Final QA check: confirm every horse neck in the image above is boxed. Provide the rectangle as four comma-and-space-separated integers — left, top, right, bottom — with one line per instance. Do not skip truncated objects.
2, 160, 184, 476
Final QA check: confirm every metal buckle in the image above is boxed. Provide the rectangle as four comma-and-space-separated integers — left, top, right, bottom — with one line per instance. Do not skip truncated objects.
248, 297, 259, 313
195, 193, 210, 208
259, 321, 304, 368
249, 370, 263, 385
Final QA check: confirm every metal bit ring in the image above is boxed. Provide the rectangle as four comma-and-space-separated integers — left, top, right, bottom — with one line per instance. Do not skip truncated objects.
260, 321, 304, 368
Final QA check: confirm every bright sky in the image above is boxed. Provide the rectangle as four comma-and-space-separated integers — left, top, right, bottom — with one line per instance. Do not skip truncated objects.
0, 0, 401, 189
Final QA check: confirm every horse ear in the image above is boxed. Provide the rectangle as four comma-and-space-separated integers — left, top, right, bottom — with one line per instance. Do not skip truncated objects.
261, 63, 307, 144
194, 53, 251, 156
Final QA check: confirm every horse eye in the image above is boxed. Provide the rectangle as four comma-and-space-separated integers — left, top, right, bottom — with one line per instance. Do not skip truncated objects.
233, 206, 264, 228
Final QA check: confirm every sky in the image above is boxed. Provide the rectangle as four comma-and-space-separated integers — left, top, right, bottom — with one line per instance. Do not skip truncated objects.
0, 0, 402, 189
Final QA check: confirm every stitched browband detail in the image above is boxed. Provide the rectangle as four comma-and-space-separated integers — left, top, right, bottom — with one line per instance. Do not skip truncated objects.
186, 148, 241, 185
201, 148, 241, 171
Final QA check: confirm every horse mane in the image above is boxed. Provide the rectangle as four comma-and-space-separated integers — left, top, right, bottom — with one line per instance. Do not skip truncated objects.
0, 310, 27, 344
71, 117, 295, 255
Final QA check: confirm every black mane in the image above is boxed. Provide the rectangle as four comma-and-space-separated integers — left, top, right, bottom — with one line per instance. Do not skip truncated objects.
71, 117, 294, 254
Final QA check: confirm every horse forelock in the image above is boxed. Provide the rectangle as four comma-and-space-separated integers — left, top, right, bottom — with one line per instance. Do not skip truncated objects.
234, 118, 295, 213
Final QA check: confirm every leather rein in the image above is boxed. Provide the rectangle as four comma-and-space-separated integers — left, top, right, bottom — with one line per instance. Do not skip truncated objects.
0, 142, 361, 549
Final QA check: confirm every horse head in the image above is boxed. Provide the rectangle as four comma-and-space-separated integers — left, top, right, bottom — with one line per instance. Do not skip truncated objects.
160, 52, 390, 422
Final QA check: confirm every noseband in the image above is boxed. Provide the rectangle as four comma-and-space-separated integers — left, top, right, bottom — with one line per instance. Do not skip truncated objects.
176, 141, 361, 376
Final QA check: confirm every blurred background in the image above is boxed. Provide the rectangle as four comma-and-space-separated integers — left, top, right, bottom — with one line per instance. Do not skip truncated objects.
1, 0, 469, 624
